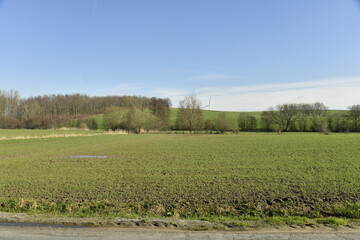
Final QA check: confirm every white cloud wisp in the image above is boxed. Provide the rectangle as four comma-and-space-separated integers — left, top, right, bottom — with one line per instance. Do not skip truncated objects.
160, 77, 360, 111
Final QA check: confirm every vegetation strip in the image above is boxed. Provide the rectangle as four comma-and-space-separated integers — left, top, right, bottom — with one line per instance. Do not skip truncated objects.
0, 222, 87, 229
0, 130, 126, 141
1, 90, 360, 134
0, 212, 359, 231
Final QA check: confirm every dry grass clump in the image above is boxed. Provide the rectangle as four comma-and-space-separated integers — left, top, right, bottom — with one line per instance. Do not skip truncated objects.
0, 129, 128, 141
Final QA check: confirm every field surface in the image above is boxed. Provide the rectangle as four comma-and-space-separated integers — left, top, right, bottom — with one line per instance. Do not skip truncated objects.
0, 131, 359, 223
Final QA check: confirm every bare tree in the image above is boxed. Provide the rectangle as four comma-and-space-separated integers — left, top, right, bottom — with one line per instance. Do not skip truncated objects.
310, 102, 328, 132
0, 90, 7, 117
348, 104, 360, 131
149, 97, 172, 130
238, 113, 257, 131
297, 103, 312, 132
124, 96, 149, 112
266, 103, 298, 133
215, 112, 228, 134
176, 94, 203, 133
5, 89, 20, 118
312, 102, 328, 116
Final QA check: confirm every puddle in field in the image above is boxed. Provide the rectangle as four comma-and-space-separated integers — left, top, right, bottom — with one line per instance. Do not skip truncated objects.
0, 222, 88, 228
67, 155, 109, 158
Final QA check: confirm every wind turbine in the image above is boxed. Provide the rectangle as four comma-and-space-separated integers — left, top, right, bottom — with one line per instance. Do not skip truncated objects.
202, 96, 211, 110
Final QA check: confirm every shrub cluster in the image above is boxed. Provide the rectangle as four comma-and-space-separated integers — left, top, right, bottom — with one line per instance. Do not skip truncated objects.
63, 117, 98, 130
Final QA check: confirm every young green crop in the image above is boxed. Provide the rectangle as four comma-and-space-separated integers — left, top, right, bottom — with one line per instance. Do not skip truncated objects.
0, 131, 359, 220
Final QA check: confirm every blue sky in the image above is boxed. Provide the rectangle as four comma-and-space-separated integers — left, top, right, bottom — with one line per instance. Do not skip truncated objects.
0, 0, 360, 110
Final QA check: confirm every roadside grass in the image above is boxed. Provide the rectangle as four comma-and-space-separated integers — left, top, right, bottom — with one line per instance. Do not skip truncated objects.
315, 217, 348, 226
0, 198, 355, 228
0, 131, 359, 226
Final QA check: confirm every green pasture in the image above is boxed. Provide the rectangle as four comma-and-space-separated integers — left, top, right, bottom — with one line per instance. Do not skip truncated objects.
0, 131, 359, 222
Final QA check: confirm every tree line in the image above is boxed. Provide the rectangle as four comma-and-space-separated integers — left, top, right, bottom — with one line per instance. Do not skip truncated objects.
174, 95, 360, 134
1, 89, 360, 133
262, 102, 360, 133
0, 89, 171, 130
103, 96, 171, 133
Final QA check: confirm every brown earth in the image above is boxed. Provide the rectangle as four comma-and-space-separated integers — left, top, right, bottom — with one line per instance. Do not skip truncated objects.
0, 212, 359, 232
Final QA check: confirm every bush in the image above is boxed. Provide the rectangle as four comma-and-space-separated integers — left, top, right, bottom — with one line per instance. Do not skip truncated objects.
0, 117, 24, 129
24, 116, 72, 129
63, 117, 98, 130
103, 111, 128, 131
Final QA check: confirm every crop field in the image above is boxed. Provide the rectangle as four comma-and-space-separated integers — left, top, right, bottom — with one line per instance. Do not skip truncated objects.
0, 131, 359, 222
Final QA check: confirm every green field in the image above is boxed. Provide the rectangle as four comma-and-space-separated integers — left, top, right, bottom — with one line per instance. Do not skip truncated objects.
0, 131, 359, 223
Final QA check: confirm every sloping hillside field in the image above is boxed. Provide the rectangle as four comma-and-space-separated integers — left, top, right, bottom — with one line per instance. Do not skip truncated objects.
0, 132, 359, 222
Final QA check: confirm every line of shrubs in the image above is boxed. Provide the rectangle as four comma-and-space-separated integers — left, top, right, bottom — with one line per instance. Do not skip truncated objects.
0, 115, 98, 130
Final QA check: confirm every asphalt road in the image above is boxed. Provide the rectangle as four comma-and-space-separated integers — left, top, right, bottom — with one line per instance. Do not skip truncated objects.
0, 227, 360, 240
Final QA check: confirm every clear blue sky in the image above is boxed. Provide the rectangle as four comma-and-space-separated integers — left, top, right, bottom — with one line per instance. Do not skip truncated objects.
1, 0, 360, 110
